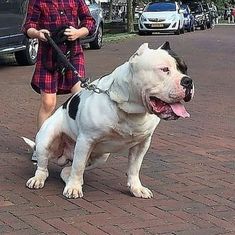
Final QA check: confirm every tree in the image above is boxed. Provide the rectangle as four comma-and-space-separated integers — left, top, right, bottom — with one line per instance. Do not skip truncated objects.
127, 0, 134, 33
108, 0, 114, 22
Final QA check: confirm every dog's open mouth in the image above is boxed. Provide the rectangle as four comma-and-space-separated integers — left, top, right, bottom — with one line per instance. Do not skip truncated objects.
149, 97, 190, 120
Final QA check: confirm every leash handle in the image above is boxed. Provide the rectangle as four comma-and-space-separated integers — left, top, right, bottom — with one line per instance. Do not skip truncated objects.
44, 33, 87, 86
43, 32, 105, 93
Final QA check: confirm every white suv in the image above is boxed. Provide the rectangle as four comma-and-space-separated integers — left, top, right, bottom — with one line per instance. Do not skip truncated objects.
138, 1, 185, 35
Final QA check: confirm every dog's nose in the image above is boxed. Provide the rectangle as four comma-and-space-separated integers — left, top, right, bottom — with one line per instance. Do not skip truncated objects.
180, 76, 193, 89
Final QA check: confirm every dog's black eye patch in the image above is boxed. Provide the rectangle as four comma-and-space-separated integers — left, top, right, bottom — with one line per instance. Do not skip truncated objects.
176, 57, 188, 75
164, 49, 188, 75
68, 94, 80, 120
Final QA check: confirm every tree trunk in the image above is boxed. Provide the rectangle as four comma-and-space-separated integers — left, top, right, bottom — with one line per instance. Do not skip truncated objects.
132, 0, 137, 20
127, 0, 134, 33
108, 0, 113, 22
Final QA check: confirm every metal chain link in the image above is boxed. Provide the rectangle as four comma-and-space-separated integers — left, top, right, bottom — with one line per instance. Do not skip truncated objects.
80, 77, 109, 95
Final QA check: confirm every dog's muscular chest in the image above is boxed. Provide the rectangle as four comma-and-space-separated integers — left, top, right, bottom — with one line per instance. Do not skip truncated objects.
93, 116, 158, 154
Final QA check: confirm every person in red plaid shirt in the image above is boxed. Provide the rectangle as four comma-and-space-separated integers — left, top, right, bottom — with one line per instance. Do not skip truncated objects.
22, 0, 95, 160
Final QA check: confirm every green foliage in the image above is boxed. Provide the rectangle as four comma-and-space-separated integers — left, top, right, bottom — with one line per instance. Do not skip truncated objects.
214, 0, 227, 9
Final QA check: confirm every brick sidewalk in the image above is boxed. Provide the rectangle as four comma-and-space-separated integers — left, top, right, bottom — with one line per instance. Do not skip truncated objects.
1, 27, 235, 234
1, 117, 235, 235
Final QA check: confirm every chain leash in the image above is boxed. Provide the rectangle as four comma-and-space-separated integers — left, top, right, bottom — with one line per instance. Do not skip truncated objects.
74, 71, 109, 95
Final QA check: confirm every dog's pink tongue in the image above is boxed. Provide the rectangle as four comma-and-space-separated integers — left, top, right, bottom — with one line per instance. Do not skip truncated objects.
170, 103, 190, 118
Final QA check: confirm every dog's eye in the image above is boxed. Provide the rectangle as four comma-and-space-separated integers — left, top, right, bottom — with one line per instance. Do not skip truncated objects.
160, 67, 170, 73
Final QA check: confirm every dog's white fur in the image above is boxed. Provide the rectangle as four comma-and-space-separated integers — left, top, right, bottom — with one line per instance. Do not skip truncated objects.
23, 42, 194, 199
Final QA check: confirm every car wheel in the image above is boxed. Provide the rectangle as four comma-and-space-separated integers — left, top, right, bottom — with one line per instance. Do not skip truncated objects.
15, 37, 38, 65
89, 24, 103, 49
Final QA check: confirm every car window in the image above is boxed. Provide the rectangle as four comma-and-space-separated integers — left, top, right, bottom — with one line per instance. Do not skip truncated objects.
145, 2, 176, 12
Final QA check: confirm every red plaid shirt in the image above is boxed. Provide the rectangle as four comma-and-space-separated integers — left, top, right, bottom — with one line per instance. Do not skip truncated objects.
22, 0, 95, 94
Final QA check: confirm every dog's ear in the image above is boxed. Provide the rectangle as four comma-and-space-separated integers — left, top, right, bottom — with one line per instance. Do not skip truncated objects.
135, 43, 149, 55
129, 43, 149, 62
159, 41, 171, 51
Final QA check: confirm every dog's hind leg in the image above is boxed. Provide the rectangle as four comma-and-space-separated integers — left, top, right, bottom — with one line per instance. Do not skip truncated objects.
85, 153, 110, 170
127, 137, 153, 199
26, 108, 64, 189
60, 153, 110, 185
26, 139, 59, 189
26, 149, 50, 189
60, 166, 71, 184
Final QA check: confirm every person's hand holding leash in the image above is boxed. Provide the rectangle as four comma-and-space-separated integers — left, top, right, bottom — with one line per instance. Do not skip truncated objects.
26, 28, 50, 42
64, 26, 89, 41
37, 29, 50, 41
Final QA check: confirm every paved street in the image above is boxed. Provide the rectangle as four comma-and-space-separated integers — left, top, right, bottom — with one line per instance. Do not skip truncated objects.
0, 25, 235, 234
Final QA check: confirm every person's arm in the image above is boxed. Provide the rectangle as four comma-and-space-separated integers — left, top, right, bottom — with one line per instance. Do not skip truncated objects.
22, 0, 41, 34
64, 26, 89, 41
64, 0, 95, 41
22, 0, 51, 41
27, 28, 50, 41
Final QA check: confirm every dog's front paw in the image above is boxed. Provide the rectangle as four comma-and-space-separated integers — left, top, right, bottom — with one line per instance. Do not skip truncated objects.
26, 176, 46, 189
26, 169, 48, 189
127, 180, 153, 199
127, 177, 153, 199
130, 185, 153, 198
63, 184, 83, 199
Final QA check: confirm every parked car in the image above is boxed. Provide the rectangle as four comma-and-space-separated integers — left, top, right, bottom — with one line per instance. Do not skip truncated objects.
180, 4, 195, 32
186, 1, 207, 30
0, 0, 103, 66
83, 0, 104, 49
0, 0, 37, 65
138, 1, 185, 35
201, 2, 213, 28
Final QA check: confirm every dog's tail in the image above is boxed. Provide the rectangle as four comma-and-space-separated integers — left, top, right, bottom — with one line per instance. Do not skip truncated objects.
21, 137, 35, 150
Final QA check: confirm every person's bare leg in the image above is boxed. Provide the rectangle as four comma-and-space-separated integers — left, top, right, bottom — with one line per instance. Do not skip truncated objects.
37, 92, 57, 130
71, 81, 82, 94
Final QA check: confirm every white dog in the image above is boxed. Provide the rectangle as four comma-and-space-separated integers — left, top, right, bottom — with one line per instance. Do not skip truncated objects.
23, 42, 194, 199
